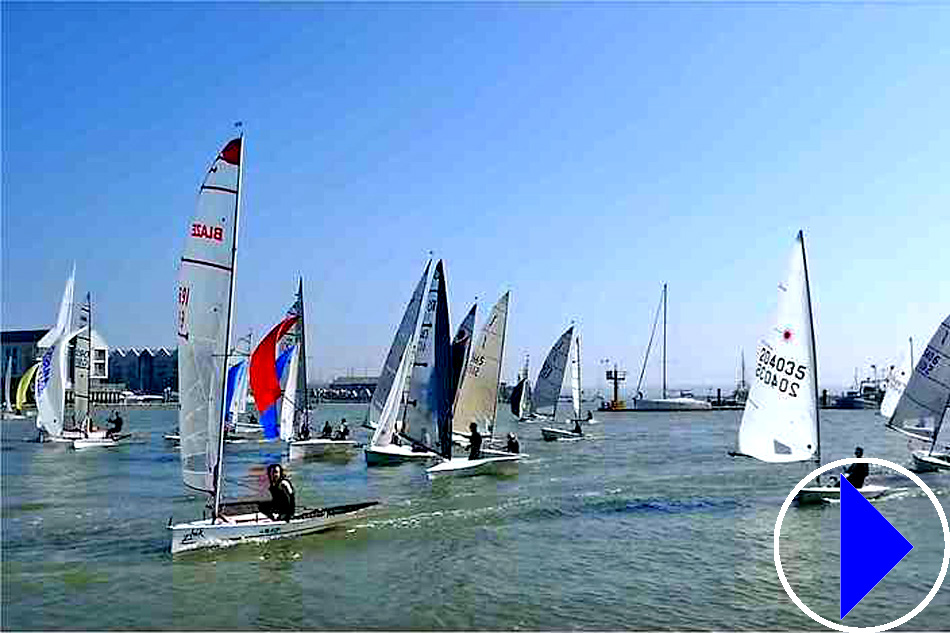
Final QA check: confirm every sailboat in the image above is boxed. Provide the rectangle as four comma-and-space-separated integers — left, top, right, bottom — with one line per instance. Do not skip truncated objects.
169, 135, 376, 554
880, 338, 931, 438
364, 260, 442, 466
883, 320, 950, 471
541, 331, 590, 440
2, 357, 29, 420
427, 291, 525, 479
15, 362, 40, 416
527, 326, 574, 426
733, 231, 886, 504
631, 284, 711, 411
509, 354, 533, 421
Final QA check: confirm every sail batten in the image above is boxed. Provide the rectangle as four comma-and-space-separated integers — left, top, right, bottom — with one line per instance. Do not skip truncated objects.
737, 232, 819, 463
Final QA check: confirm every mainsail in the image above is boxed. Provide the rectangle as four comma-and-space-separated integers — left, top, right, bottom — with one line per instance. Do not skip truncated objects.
885, 316, 950, 448
452, 291, 510, 441
368, 261, 431, 447
38, 264, 76, 348
35, 331, 72, 437
250, 315, 299, 440
73, 297, 92, 430
402, 260, 452, 456
177, 136, 243, 494
367, 261, 430, 433
533, 326, 574, 415
880, 353, 912, 421
450, 303, 477, 406
292, 279, 309, 438
16, 362, 39, 413
737, 231, 819, 463
224, 360, 248, 431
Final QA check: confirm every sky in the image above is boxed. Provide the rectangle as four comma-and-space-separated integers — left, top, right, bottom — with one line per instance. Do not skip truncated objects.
3, 2, 949, 395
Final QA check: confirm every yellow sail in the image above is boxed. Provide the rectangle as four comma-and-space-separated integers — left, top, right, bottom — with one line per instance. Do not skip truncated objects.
16, 362, 39, 412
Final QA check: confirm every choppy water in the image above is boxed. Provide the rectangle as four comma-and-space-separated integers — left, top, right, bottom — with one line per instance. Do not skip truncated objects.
2, 404, 948, 630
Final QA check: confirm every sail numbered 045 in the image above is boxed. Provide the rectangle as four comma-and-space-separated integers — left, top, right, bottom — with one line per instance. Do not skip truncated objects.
177, 137, 242, 493
452, 292, 510, 438
887, 316, 950, 435
737, 232, 819, 463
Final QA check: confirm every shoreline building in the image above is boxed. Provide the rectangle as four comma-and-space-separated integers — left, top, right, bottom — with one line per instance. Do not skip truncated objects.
108, 348, 178, 397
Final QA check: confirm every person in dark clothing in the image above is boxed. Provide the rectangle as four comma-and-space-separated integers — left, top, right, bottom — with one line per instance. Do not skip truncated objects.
258, 464, 295, 521
843, 446, 869, 488
299, 420, 311, 440
586, 410, 593, 421
468, 422, 482, 460
107, 411, 123, 438
506, 433, 520, 454
573, 419, 583, 436
334, 421, 350, 441
320, 421, 333, 439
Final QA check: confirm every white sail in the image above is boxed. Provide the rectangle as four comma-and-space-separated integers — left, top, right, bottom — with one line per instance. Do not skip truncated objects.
570, 334, 582, 419
35, 330, 73, 437
38, 264, 76, 348
371, 343, 412, 447
533, 326, 574, 414
887, 316, 950, 440
367, 262, 430, 430
230, 360, 249, 418
279, 348, 299, 442
880, 354, 912, 420
737, 232, 819, 463
4, 356, 13, 413
452, 291, 510, 438
177, 137, 242, 494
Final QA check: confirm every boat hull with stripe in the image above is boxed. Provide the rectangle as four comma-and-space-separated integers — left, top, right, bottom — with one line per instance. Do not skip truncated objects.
426, 454, 523, 479
795, 484, 888, 505
912, 451, 950, 472
364, 444, 439, 466
541, 427, 583, 441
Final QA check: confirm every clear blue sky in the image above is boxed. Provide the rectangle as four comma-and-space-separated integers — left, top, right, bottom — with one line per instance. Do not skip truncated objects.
3, 2, 948, 393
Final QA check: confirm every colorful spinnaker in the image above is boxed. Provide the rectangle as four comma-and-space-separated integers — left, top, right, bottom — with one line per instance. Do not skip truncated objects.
249, 315, 299, 440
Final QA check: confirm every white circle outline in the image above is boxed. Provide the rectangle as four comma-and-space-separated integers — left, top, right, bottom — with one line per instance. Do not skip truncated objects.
773, 457, 949, 633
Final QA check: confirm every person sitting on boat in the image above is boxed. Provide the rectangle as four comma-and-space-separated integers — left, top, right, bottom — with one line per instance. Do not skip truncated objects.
107, 411, 123, 438
573, 419, 583, 436
392, 421, 402, 446
320, 421, 333, 439
468, 423, 482, 460
258, 464, 295, 522
333, 421, 350, 441
506, 432, 520, 454
299, 420, 311, 440
586, 410, 593, 421
842, 446, 869, 488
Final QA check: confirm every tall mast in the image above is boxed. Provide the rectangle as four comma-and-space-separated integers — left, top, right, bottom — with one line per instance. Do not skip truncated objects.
212, 131, 244, 520
489, 292, 509, 441
798, 230, 821, 465
662, 284, 668, 400
86, 293, 93, 432
296, 277, 308, 433
909, 336, 915, 369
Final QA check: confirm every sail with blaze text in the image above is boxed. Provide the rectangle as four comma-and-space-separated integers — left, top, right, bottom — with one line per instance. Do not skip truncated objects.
250, 315, 299, 440
177, 137, 243, 493
737, 231, 819, 463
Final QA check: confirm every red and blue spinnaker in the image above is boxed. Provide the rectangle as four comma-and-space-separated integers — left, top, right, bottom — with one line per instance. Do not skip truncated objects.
250, 315, 299, 440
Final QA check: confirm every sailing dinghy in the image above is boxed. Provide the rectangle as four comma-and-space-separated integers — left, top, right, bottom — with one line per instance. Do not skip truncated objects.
883, 317, 950, 471
427, 291, 525, 479
169, 135, 377, 554
509, 354, 534, 421
364, 260, 441, 466
733, 231, 886, 504
541, 331, 589, 441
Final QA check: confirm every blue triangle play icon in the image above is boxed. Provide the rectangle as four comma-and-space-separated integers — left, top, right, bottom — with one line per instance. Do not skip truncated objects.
840, 475, 913, 619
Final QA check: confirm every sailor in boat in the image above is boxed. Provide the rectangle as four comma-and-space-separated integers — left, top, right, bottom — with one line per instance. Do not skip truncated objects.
320, 421, 333, 439
586, 410, 593, 422
106, 411, 123, 438
333, 420, 350, 441
468, 423, 482, 460
298, 420, 311, 440
572, 419, 583, 436
258, 464, 295, 522
392, 421, 402, 446
833, 447, 869, 489
506, 433, 520, 454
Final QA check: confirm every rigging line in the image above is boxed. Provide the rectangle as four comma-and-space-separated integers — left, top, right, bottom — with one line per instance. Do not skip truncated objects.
634, 290, 664, 398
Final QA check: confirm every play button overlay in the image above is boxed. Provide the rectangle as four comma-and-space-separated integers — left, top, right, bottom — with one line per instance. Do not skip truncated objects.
773, 457, 950, 632
839, 476, 913, 619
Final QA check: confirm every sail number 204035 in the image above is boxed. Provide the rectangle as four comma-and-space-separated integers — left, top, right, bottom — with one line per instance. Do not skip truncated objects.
756, 347, 806, 397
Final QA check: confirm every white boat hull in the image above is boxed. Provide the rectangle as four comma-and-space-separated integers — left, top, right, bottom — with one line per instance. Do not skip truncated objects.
633, 397, 712, 411
426, 455, 523, 479
541, 427, 583, 441
795, 484, 888, 505
912, 451, 950, 472
364, 444, 439, 466
169, 502, 379, 554
288, 439, 359, 460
